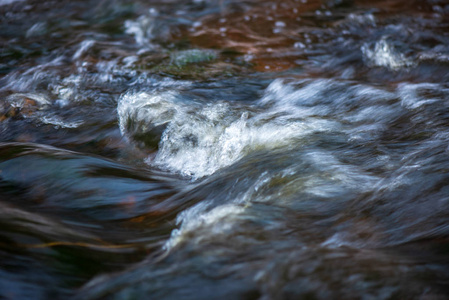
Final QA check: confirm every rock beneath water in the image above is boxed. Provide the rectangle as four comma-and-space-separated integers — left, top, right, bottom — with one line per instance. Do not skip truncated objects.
131, 49, 245, 80
0, 93, 50, 121
170, 49, 217, 67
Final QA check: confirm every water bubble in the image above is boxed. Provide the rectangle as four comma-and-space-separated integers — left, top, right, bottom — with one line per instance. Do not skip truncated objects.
275, 21, 286, 27
294, 42, 306, 49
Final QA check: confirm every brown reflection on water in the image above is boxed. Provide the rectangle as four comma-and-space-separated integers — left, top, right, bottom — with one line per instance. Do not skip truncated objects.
181, 0, 445, 73
184, 0, 324, 72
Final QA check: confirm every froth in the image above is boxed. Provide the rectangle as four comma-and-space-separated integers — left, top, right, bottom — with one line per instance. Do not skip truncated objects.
362, 37, 415, 70
118, 87, 339, 179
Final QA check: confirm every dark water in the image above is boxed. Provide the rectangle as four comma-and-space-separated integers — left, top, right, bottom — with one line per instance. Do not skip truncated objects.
1, 0, 449, 299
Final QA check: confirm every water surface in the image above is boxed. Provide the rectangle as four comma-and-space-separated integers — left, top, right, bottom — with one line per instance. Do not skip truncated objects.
1, 0, 449, 299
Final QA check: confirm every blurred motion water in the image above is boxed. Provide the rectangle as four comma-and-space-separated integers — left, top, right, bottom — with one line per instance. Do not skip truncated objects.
1, 0, 449, 299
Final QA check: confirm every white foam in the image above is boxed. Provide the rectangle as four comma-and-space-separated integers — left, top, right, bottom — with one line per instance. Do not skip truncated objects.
163, 203, 245, 251
118, 90, 181, 136
118, 79, 407, 179
304, 151, 379, 193
151, 113, 308, 178
73, 40, 95, 60
124, 13, 163, 47
40, 116, 83, 129
347, 13, 376, 26
261, 78, 329, 106
361, 37, 415, 70
119, 89, 319, 178
398, 82, 443, 109
6, 93, 50, 107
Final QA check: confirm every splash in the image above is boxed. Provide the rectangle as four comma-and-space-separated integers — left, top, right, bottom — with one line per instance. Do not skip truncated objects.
118, 84, 341, 179
361, 36, 415, 70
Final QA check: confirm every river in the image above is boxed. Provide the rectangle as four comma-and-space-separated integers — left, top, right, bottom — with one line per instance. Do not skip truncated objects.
1, 0, 449, 299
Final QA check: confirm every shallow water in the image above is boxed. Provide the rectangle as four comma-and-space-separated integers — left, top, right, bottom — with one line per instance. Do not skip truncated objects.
1, 0, 449, 299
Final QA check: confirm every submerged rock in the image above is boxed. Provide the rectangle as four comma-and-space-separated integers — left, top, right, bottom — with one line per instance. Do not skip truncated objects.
170, 49, 217, 67
0, 93, 50, 121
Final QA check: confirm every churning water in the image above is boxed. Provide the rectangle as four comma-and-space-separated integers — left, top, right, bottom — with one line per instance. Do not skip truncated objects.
1, 0, 449, 299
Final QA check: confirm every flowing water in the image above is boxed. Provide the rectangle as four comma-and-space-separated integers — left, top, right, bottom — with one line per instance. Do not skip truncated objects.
1, 0, 449, 299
